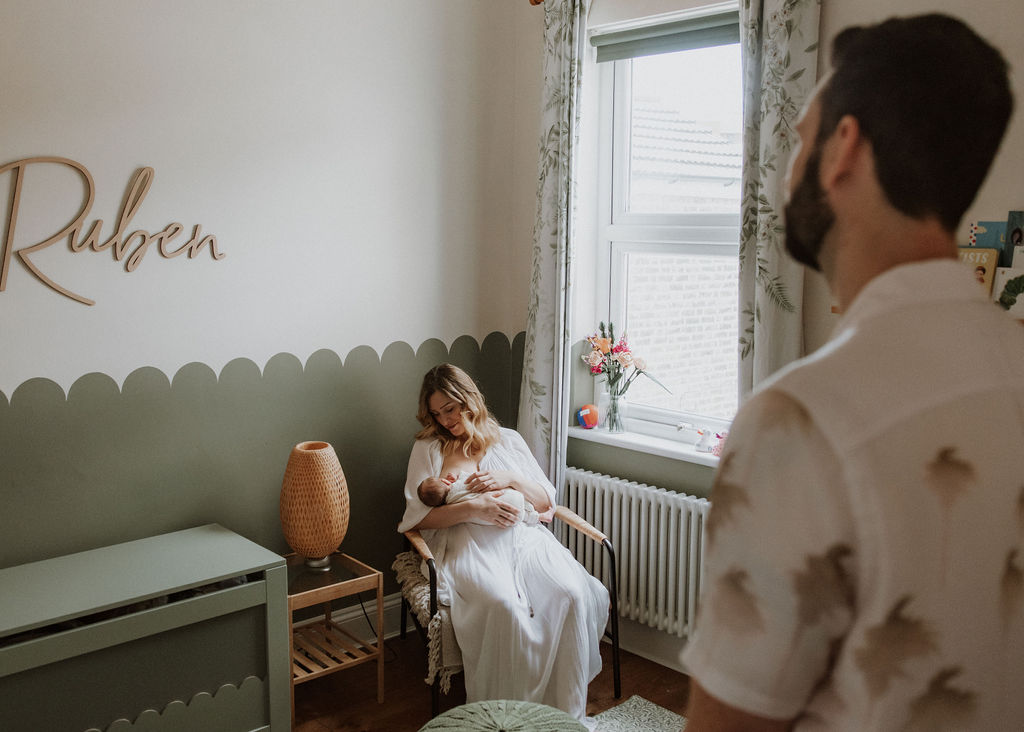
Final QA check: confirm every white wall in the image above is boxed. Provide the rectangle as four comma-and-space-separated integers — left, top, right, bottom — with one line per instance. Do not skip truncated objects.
0, 0, 544, 395
804, 0, 1024, 351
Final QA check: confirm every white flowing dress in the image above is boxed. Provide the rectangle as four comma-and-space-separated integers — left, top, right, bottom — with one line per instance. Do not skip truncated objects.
398, 428, 608, 720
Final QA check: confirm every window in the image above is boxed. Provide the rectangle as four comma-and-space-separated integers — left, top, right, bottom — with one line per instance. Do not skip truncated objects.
592, 7, 742, 438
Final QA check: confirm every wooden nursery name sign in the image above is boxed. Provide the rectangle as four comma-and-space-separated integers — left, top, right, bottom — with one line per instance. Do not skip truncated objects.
0, 156, 225, 306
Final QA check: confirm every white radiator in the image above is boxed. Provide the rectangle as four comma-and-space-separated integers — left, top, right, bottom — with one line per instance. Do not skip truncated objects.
559, 467, 711, 638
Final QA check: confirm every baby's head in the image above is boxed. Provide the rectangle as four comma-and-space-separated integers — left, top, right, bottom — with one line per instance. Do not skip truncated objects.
418, 476, 451, 507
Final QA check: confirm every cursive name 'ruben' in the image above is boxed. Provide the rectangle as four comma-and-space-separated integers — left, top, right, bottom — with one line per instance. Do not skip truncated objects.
0, 156, 225, 306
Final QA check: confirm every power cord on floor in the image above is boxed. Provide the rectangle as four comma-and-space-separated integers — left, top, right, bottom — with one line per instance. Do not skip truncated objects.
354, 590, 400, 663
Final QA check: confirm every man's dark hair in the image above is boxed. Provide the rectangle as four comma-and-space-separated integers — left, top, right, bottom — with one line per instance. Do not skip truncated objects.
817, 14, 1013, 231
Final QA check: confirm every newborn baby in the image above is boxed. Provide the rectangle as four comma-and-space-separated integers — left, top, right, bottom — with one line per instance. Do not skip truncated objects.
417, 472, 539, 526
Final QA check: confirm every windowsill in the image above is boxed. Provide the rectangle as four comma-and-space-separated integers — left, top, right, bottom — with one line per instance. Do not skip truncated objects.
567, 425, 720, 468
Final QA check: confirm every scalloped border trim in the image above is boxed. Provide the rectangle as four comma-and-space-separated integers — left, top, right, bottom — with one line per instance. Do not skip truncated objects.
0, 331, 523, 405
85, 675, 267, 732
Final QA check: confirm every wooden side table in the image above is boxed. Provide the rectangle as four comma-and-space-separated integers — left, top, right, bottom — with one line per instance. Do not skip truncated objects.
285, 552, 384, 718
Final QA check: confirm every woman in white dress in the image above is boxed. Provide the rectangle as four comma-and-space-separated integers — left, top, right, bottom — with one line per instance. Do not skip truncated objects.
398, 363, 609, 721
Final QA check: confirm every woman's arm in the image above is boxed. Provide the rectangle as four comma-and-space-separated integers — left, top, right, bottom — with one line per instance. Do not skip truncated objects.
479, 429, 558, 513
398, 440, 442, 533
685, 681, 794, 732
505, 473, 552, 512
464, 470, 552, 513
413, 491, 522, 529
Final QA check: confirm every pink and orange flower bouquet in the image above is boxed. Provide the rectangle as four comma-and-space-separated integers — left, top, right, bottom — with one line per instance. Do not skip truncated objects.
582, 321, 669, 400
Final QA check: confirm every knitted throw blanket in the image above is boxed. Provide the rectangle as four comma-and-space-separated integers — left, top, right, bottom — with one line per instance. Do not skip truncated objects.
392, 550, 463, 692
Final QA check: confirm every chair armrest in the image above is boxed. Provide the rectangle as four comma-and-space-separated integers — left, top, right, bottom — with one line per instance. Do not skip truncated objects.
403, 529, 439, 618
403, 530, 435, 562
554, 506, 607, 545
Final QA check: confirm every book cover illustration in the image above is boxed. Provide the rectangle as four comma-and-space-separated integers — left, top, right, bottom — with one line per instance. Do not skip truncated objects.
1007, 210, 1023, 264
968, 220, 1008, 265
958, 247, 999, 295
992, 266, 1024, 316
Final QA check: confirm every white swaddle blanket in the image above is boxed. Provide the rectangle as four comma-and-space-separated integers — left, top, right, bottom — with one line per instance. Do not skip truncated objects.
445, 471, 540, 526
423, 472, 540, 605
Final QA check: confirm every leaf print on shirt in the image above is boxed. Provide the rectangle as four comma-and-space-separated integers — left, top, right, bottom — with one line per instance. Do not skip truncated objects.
902, 668, 977, 731
705, 452, 752, 548
1002, 548, 1023, 630
925, 447, 975, 509
711, 567, 765, 635
776, 551, 855, 701
792, 544, 855, 626
926, 447, 975, 579
854, 596, 937, 698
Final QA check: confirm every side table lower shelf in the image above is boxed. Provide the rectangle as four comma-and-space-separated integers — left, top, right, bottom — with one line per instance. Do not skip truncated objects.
292, 618, 380, 684
285, 552, 384, 720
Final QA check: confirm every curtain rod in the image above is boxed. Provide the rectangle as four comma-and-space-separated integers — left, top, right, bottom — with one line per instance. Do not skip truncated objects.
530, 0, 543, 5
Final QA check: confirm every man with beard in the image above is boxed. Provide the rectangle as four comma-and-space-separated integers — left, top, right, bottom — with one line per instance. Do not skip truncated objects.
680, 14, 1022, 732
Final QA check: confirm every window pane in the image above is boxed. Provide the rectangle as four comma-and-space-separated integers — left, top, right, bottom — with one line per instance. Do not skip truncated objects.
623, 251, 738, 421
627, 44, 742, 215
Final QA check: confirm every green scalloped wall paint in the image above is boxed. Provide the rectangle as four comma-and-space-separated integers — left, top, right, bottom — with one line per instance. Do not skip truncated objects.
0, 332, 525, 592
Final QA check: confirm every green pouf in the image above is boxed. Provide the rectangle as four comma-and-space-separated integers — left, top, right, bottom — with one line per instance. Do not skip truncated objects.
418, 700, 588, 731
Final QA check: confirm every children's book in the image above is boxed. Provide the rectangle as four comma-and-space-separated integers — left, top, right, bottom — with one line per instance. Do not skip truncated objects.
991, 266, 1024, 316
958, 247, 999, 295
968, 220, 1008, 266
1006, 211, 1024, 265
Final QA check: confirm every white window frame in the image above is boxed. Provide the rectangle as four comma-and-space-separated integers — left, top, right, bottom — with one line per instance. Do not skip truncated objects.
593, 17, 741, 443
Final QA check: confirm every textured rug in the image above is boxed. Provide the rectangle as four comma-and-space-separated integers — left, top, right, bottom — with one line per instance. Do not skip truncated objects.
594, 695, 687, 732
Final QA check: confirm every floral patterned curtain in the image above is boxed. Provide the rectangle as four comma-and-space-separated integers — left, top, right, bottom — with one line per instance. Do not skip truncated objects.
738, 0, 820, 398
517, 0, 590, 481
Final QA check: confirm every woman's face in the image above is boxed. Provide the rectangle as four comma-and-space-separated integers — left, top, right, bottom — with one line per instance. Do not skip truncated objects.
428, 391, 466, 437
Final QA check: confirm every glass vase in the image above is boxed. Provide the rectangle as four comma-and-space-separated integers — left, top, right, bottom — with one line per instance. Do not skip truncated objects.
606, 393, 627, 433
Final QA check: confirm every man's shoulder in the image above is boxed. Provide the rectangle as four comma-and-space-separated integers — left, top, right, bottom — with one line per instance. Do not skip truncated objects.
756, 297, 1024, 452
745, 321, 903, 448
759, 330, 859, 400
729, 387, 819, 448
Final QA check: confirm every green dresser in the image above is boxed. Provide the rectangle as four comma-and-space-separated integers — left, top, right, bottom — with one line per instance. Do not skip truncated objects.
0, 524, 290, 731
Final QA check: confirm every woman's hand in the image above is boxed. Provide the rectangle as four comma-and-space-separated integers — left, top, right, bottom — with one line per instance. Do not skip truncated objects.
465, 470, 513, 494
473, 490, 521, 528
465, 469, 552, 513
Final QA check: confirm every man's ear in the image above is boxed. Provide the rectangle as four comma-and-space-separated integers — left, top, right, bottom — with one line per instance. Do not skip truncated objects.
819, 114, 864, 191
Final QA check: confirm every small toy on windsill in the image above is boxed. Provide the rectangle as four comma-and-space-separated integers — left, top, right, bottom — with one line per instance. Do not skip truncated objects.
695, 428, 715, 453
576, 404, 599, 429
712, 431, 729, 457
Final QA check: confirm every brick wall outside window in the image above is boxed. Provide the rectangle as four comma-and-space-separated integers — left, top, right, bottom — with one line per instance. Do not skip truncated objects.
623, 252, 738, 421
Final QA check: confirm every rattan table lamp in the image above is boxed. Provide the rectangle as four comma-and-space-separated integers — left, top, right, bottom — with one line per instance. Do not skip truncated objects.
279, 441, 350, 570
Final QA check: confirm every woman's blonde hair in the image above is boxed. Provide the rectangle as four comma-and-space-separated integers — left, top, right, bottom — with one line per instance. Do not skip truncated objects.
416, 363, 501, 457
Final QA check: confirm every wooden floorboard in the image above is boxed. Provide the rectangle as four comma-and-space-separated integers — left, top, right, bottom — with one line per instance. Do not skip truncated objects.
293, 632, 690, 731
